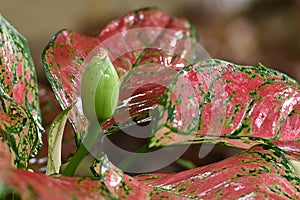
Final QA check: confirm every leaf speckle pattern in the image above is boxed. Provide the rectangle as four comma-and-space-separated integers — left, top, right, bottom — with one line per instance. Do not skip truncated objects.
0, 13, 43, 168
42, 8, 196, 144
150, 59, 300, 148
137, 144, 300, 199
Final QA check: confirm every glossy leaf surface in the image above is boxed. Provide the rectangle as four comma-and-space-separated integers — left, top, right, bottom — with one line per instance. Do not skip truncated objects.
149, 59, 300, 148
0, 7, 299, 199
3, 140, 300, 199
42, 8, 197, 144
136, 144, 300, 199
0, 140, 184, 199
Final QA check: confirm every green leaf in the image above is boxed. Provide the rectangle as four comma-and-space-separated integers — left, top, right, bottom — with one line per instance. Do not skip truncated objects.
0, 12, 43, 168
46, 105, 73, 175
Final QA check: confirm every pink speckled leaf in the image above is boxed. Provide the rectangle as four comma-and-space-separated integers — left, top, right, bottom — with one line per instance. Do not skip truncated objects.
0, 13, 43, 168
149, 59, 300, 149
90, 154, 184, 199
136, 144, 300, 199
42, 8, 197, 144
0, 140, 184, 199
0, 140, 114, 199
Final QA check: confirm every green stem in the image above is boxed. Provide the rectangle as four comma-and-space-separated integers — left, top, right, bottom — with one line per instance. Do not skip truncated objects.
118, 145, 160, 171
118, 145, 148, 171
61, 143, 88, 176
62, 125, 100, 176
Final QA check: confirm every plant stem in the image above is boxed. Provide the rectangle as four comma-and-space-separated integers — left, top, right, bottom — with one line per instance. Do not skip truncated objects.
61, 143, 88, 176
118, 145, 161, 171
62, 125, 99, 176
118, 144, 148, 171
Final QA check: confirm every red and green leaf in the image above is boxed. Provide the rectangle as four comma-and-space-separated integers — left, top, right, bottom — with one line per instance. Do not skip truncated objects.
2, 136, 300, 199
42, 8, 197, 145
0, 13, 43, 168
0, 140, 185, 199
136, 144, 300, 199
0, 140, 113, 199
149, 59, 300, 149
1, 7, 300, 200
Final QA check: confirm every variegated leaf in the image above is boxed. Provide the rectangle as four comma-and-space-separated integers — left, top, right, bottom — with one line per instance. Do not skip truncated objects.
149, 59, 300, 149
42, 8, 197, 144
0, 13, 43, 168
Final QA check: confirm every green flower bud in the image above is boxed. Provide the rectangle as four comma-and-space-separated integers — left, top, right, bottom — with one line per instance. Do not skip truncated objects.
81, 50, 119, 124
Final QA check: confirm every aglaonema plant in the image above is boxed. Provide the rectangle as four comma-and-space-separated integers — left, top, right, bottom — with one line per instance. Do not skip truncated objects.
0, 7, 300, 199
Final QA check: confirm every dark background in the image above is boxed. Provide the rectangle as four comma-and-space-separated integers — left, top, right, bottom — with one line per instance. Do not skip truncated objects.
0, 0, 299, 84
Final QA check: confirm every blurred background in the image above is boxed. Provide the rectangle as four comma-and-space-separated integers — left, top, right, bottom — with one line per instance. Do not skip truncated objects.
0, 0, 299, 84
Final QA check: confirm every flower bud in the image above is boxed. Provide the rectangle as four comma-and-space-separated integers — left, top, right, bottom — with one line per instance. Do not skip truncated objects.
81, 50, 119, 124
